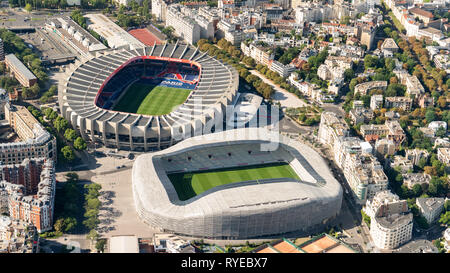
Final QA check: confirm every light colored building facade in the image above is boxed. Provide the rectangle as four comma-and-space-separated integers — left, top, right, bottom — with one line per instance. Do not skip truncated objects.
0, 159, 55, 233
402, 173, 431, 189
2, 105, 56, 165
368, 191, 413, 250
384, 97, 412, 111
318, 112, 350, 149
152, 0, 167, 21
416, 198, 445, 224
370, 94, 384, 110
84, 13, 145, 50
342, 152, 388, 204
165, 5, 201, 45
4, 54, 37, 88
354, 81, 387, 95
437, 148, 450, 167
241, 42, 274, 67
360, 120, 406, 147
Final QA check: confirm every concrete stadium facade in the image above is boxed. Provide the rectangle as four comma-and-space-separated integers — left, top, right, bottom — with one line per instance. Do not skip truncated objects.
60, 43, 238, 151
132, 128, 343, 239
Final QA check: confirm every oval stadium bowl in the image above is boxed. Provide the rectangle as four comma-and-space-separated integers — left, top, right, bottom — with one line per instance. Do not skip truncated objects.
60, 44, 238, 152
132, 128, 343, 240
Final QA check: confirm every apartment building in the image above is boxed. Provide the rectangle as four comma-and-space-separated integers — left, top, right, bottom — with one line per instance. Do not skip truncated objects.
380, 38, 399, 57
0, 216, 38, 253
374, 138, 396, 157
240, 42, 274, 66
390, 155, 414, 173
343, 151, 388, 203
4, 54, 37, 88
409, 7, 434, 24
368, 191, 413, 250
384, 97, 413, 111
354, 81, 387, 95
333, 137, 371, 169
152, 0, 167, 21
350, 107, 374, 125
416, 198, 445, 224
402, 173, 431, 189
437, 147, 450, 167
405, 74, 425, 96
318, 112, 350, 149
360, 120, 406, 147
269, 60, 295, 78
2, 104, 57, 165
364, 191, 405, 218
217, 19, 242, 45
165, 5, 201, 45
0, 159, 55, 233
370, 94, 384, 110
405, 149, 430, 166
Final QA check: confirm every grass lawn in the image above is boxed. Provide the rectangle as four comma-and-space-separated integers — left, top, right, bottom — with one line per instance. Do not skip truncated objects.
167, 162, 300, 201
113, 82, 191, 115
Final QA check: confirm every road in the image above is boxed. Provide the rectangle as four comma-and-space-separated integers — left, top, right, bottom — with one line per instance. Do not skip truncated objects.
0, 8, 72, 29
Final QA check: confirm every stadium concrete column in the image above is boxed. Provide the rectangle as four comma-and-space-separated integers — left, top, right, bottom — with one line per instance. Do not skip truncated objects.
113, 123, 120, 148
100, 121, 107, 145
89, 119, 95, 141
129, 118, 140, 150
156, 116, 161, 149
79, 117, 87, 141
143, 117, 153, 151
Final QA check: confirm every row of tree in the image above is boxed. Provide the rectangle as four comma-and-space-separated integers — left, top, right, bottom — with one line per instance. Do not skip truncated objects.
0, 29, 48, 88
41, 173, 81, 238
197, 38, 275, 99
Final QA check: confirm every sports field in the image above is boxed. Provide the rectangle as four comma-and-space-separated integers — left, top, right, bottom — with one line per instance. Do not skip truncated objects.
112, 82, 191, 115
167, 162, 300, 201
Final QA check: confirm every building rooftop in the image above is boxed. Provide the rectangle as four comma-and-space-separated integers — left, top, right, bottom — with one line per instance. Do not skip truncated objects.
376, 212, 413, 229
416, 197, 445, 214
109, 235, 139, 253
298, 233, 358, 253
84, 13, 144, 50
409, 7, 434, 19
4, 54, 37, 82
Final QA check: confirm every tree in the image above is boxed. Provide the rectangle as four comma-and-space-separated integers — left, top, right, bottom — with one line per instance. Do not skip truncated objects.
361, 209, 371, 227
74, 137, 87, 150
425, 109, 436, 124
83, 216, 99, 230
439, 211, 450, 226
24, 3, 32, 12
54, 218, 65, 233
95, 239, 107, 253
344, 69, 355, 81
61, 146, 75, 162
412, 184, 423, 197
87, 229, 99, 242
54, 117, 69, 133
64, 129, 77, 142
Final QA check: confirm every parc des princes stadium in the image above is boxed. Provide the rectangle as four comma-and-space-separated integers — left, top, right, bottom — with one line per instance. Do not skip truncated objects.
132, 129, 343, 239
60, 43, 238, 151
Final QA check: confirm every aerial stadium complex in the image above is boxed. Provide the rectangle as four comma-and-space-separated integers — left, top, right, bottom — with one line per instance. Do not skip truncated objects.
60, 43, 238, 151
132, 128, 343, 239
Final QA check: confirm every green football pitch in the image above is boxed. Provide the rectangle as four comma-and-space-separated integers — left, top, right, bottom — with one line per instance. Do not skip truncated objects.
112, 82, 192, 116
167, 162, 300, 201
